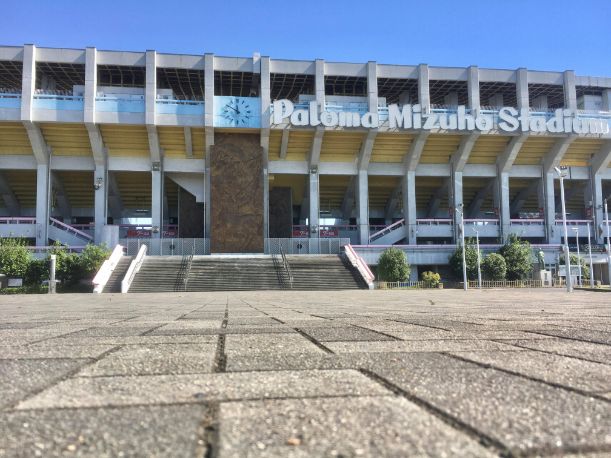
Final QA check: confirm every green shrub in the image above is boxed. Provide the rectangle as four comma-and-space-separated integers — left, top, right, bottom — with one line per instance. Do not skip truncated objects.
378, 247, 410, 282
449, 239, 480, 280
499, 235, 532, 280
24, 258, 49, 286
0, 238, 32, 278
421, 271, 441, 287
481, 253, 507, 280
80, 243, 110, 276
560, 253, 590, 280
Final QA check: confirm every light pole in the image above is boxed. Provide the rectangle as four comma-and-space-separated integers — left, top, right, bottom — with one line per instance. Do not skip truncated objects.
605, 198, 611, 287
473, 227, 482, 289
572, 227, 581, 287
587, 222, 594, 288
457, 204, 468, 291
554, 166, 572, 292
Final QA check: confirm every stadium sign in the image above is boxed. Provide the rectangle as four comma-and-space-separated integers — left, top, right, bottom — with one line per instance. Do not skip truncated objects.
271, 99, 609, 135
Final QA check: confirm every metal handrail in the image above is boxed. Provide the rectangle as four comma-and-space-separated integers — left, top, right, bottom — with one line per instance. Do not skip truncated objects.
49, 217, 93, 241
121, 244, 147, 293
92, 244, 125, 294
279, 245, 293, 289
369, 219, 405, 242
183, 244, 195, 291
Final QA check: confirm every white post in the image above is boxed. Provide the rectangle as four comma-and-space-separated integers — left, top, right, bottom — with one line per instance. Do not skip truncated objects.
587, 222, 594, 288
557, 168, 572, 292
49, 254, 56, 294
474, 228, 482, 289
573, 227, 581, 287
605, 199, 611, 286
458, 205, 467, 291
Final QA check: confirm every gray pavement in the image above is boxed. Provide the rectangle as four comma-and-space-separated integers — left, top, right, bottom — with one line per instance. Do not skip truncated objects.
0, 289, 610, 457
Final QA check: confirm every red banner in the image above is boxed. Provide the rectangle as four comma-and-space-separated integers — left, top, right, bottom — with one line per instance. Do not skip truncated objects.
320, 229, 339, 237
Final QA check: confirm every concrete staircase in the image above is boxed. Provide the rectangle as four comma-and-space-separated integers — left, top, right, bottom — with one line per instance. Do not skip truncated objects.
102, 256, 133, 293
125, 255, 366, 292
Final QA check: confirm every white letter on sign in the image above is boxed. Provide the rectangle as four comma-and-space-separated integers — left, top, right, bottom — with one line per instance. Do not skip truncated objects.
272, 99, 294, 125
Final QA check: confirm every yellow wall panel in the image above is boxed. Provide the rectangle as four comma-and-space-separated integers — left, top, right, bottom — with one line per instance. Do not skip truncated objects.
514, 136, 555, 165
41, 123, 92, 157
320, 131, 364, 163
370, 133, 413, 163
100, 125, 150, 157
0, 123, 33, 155
468, 135, 509, 165
420, 134, 462, 164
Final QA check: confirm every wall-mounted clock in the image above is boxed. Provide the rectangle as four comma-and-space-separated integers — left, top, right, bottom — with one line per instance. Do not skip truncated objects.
221, 97, 254, 127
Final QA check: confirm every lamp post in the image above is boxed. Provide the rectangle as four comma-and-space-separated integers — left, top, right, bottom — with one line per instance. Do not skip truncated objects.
605, 198, 611, 287
473, 227, 482, 289
457, 204, 468, 291
554, 166, 572, 292
587, 222, 594, 288
572, 226, 581, 287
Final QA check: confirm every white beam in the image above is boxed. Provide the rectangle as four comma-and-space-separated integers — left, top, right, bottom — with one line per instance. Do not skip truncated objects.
590, 140, 611, 176
146, 124, 162, 164
404, 131, 429, 172
279, 129, 290, 159
357, 130, 377, 171
23, 121, 50, 165
309, 127, 324, 168
184, 127, 193, 158
542, 136, 575, 174
497, 133, 528, 174
85, 123, 107, 166
451, 132, 480, 173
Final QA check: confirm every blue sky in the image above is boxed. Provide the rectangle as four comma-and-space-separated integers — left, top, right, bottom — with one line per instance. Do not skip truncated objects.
2, 0, 610, 75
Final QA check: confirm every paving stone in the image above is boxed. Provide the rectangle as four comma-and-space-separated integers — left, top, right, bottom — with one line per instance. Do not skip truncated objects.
499, 338, 611, 364
17, 370, 390, 409
0, 359, 89, 410
0, 344, 116, 359
369, 357, 611, 455
530, 328, 611, 345
66, 326, 160, 337
218, 396, 497, 457
45, 334, 220, 346
78, 343, 217, 376
297, 326, 395, 342
325, 339, 523, 353
0, 404, 208, 457
224, 334, 326, 355
449, 350, 611, 393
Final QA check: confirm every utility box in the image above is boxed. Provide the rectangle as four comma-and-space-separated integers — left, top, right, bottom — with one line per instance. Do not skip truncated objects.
538, 270, 552, 287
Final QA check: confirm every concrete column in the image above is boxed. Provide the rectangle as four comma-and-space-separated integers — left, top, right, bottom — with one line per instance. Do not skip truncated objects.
151, 169, 163, 239
94, 165, 107, 244
309, 169, 319, 237
498, 172, 511, 242
602, 90, 611, 111
592, 174, 605, 244
366, 61, 378, 112
35, 163, 50, 246
356, 170, 369, 245
260, 57, 271, 128
204, 54, 215, 128
20, 44, 36, 121
84, 47, 97, 124
315, 59, 325, 108
543, 172, 557, 243
203, 54, 214, 239
145, 50, 157, 126
402, 171, 417, 244
260, 56, 271, 240
516, 68, 529, 110
467, 66, 480, 113
451, 171, 463, 243
418, 64, 430, 113
563, 70, 577, 111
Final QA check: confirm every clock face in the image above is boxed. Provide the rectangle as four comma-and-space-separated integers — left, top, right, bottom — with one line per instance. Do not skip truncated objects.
221, 97, 254, 127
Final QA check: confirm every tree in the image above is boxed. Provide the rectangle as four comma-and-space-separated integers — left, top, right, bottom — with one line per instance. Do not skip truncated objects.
449, 239, 480, 280
421, 271, 441, 288
378, 247, 410, 282
499, 235, 533, 280
481, 253, 507, 280
560, 253, 590, 280
0, 238, 31, 278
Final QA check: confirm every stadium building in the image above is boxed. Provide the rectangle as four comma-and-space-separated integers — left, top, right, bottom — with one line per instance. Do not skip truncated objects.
0, 44, 610, 283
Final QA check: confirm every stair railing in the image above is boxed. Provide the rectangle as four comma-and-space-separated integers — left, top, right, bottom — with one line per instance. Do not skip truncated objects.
343, 244, 375, 289
49, 217, 94, 242
121, 244, 147, 293
183, 244, 195, 291
92, 244, 125, 293
368, 219, 405, 243
280, 245, 293, 289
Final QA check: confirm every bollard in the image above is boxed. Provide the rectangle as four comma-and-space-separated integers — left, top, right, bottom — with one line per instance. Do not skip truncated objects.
49, 255, 56, 294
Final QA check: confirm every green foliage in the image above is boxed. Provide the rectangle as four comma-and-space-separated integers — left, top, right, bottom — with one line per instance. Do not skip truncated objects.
449, 239, 480, 280
481, 253, 507, 280
499, 234, 533, 281
24, 258, 49, 286
421, 271, 441, 288
560, 253, 590, 280
378, 247, 410, 282
0, 238, 32, 278
79, 243, 110, 276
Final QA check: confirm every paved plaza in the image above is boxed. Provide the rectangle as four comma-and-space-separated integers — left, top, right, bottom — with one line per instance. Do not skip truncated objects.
0, 289, 610, 457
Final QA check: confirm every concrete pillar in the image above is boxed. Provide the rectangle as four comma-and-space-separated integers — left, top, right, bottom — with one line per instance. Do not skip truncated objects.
592, 174, 605, 244
204, 54, 214, 239
84, 47, 97, 124
516, 68, 529, 110
356, 170, 369, 245
309, 169, 319, 237
402, 171, 417, 244
145, 50, 157, 126
151, 169, 163, 239
468, 65, 480, 113
35, 163, 50, 246
543, 172, 557, 243
366, 61, 378, 112
94, 165, 107, 244
260, 56, 271, 240
564, 70, 577, 111
602, 90, 611, 111
498, 172, 511, 242
315, 59, 325, 108
418, 64, 430, 112
451, 171, 463, 243
20, 44, 35, 121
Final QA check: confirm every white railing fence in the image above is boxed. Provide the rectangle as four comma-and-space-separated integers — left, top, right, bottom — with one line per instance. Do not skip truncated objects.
92, 244, 125, 294
265, 238, 350, 255
121, 244, 147, 293
120, 238, 210, 256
